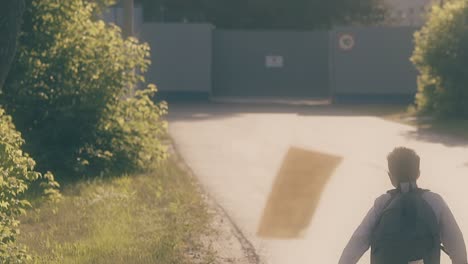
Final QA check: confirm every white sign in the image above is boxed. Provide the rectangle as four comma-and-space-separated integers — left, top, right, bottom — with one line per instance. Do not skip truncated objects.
339, 34, 355, 51
265, 55, 284, 68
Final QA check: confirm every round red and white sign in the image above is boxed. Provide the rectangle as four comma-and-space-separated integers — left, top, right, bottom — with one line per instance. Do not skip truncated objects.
339, 34, 355, 51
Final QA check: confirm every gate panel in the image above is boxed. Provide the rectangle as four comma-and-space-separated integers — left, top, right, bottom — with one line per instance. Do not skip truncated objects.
213, 30, 330, 98
332, 27, 418, 99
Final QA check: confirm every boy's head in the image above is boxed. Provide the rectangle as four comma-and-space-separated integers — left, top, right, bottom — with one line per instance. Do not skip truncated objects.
387, 147, 420, 187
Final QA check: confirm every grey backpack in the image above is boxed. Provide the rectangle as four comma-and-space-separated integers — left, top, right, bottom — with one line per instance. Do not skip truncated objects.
370, 187, 441, 264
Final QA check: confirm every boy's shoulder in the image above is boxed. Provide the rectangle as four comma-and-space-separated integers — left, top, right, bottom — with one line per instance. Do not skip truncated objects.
420, 190, 447, 211
420, 189, 444, 200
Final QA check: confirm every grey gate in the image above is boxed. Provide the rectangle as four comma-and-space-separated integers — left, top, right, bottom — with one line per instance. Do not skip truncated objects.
212, 30, 330, 98
331, 27, 418, 101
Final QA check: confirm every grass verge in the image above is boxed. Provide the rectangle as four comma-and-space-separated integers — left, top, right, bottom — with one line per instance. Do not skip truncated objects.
19, 158, 214, 264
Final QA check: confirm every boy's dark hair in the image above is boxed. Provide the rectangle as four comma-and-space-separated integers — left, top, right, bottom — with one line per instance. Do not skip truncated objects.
387, 147, 420, 183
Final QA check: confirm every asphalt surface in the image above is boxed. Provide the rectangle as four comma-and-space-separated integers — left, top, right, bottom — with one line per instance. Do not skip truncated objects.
168, 102, 468, 264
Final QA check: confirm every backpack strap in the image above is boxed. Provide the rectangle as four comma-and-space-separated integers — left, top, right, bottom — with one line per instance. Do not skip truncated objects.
386, 188, 400, 195
376, 188, 430, 226
371, 190, 400, 240
374, 190, 400, 227
387, 187, 430, 195
381, 189, 400, 211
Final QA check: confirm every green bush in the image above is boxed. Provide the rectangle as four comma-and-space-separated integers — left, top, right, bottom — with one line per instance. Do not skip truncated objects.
79, 85, 168, 175
3, 0, 167, 177
0, 108, 59, 262
411, 0, 468, 117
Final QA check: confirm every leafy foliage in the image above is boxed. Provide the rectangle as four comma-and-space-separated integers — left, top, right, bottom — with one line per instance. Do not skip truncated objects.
85, 0, 116, 14
3, 0, 167, 178
141, 0, 387, 29
0, 108, 60, 262
411, 0, 468, 117
79, 85, 168, 175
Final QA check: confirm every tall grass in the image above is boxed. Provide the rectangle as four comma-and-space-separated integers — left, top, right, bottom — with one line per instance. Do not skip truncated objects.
19, 159, 214, 264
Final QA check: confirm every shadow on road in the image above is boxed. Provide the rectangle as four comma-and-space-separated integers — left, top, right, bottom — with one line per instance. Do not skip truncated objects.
167, 101, 405, 121
399, 119, 468, 147
401, 129, 468, 147
168, 101, 468, 147
257, 147, 342, 239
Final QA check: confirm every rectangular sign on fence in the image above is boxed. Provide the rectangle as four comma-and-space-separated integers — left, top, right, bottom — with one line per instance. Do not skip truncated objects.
265, 55, 284, 68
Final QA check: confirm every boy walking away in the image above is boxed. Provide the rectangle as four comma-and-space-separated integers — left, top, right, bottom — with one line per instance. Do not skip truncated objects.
339, 147, 467, 264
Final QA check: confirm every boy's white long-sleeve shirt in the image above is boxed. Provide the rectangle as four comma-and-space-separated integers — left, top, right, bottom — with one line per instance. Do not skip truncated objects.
339, 183, 467, 264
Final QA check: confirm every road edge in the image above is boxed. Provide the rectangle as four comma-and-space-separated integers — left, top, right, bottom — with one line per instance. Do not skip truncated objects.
168, 137, 263, 264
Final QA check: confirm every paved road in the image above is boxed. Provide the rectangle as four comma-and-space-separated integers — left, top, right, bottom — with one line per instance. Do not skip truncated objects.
168, 102, 468, 264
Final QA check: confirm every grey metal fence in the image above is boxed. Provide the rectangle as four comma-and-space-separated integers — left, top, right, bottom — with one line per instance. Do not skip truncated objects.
212, 30, 330, 98
140, 23, 213, 97
331, 27, 418, 102
103, 15, 419, 101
